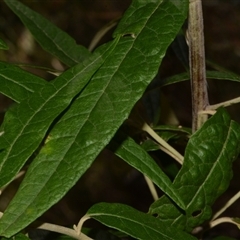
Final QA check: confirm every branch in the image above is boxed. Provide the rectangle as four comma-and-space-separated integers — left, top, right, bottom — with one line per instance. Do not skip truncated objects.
36, 222, 93, 240
142, 122, 184, 164
210, 217, 240, 229
211, 191, 240, 221
74, 214, 91, 236
207, 96, 240, 110
188, 0, 209, 132
144, 175, 159, 201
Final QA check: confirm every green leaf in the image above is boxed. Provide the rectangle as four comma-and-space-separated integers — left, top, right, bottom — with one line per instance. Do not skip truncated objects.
141, 125, 191, 152
0, 62, 47, 103
2, 233, 30, 240
0, 39, 9, 50
153, 125, 192, 136
156, 131, 178, 142
0, 40, 118, 189
87, 203, 197, 240
110, 134, 185, 210
206, 70, 240, 82
161, 70, 240, 87
149, 108, 240, 232
0, 0, 188, 237
4, 0, 90, 67
140, 139, 161, 152
152, 125, 191, 142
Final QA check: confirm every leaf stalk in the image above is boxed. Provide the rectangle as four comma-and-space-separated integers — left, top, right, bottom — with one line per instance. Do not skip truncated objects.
142, 123, 184, 164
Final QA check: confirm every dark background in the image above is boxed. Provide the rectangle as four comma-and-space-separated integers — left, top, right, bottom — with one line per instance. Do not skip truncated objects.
1, 0, 240, 239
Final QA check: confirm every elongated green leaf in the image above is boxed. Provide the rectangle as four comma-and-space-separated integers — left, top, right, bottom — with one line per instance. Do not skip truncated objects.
0, 39, 8, 50
110, 134, 185, 210
140, 139, 161, 152
161, 70, 240, 87
87, 203, 197, 240
2, 233, 30, 240
1, 233, 31, 240
141, 125, 191, 152
0, 1, 188, 237
0, 62, 47, 103
206, 70, 240, 82
0, 40, 118, 189
153, 125, 191, 136
4, 0, 90, 67
149, 108, 240, 232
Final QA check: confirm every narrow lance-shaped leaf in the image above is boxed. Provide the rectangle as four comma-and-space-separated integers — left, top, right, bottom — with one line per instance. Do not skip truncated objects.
0, 62, 47, 103
4, 0, 90, 67
2, 233, 30, 240
150, 108, 240, 232
109, 133, 185, 210
153, 125, 191, 135
0, 38, 119, 189
0, 0, 188, 237
161, 70, 240, 87
86, 203, 197, 240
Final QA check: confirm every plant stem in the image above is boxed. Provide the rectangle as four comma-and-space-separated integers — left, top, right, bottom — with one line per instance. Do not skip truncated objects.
211, 191, 240, 221
207, 96, 240, 110
88, 17, 120, 51
188, 0, 209, 132
0, 170, 26, 193
144, 175, 159, 201
36, 222, 92, 240
142, 123, 184, 164
158, 145, 183, 165
209, 217, 239, 229
74, 214, 91, 236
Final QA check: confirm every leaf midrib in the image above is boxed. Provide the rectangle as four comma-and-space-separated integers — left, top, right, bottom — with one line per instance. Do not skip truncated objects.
0, 54, 102, 171
185, 122, 232, 210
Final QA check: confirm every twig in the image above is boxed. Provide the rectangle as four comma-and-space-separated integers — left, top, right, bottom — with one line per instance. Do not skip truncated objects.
88, 17, 120, 51
142, 122, 184, 164
0, 170, 26, 193
188, 0, 209, 132
158, 145, 183, 165
211, 191, 240, 221
74, 214, 91, 236
210, 217, 239, 229
207, 96, 240, 110
198, 110, 216, 116
36, 222, 93, 240
144, 175, 159, 201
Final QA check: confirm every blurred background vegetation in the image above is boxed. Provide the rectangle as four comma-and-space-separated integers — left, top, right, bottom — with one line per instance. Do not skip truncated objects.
1, 0, 240, 239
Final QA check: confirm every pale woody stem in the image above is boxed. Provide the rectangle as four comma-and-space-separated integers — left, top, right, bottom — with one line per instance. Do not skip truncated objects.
188, 0, 209, 132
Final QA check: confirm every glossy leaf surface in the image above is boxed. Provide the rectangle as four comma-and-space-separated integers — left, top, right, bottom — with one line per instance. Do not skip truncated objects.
150, 108, 240, 231
5, 0, 90, 67
0, 0, 188, 237
111, 134, 185, 209
87, 203, 197, 240
0, 42, 115, 189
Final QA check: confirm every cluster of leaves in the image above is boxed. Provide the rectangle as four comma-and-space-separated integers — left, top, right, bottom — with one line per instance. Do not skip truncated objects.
0, 0, 240, 239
